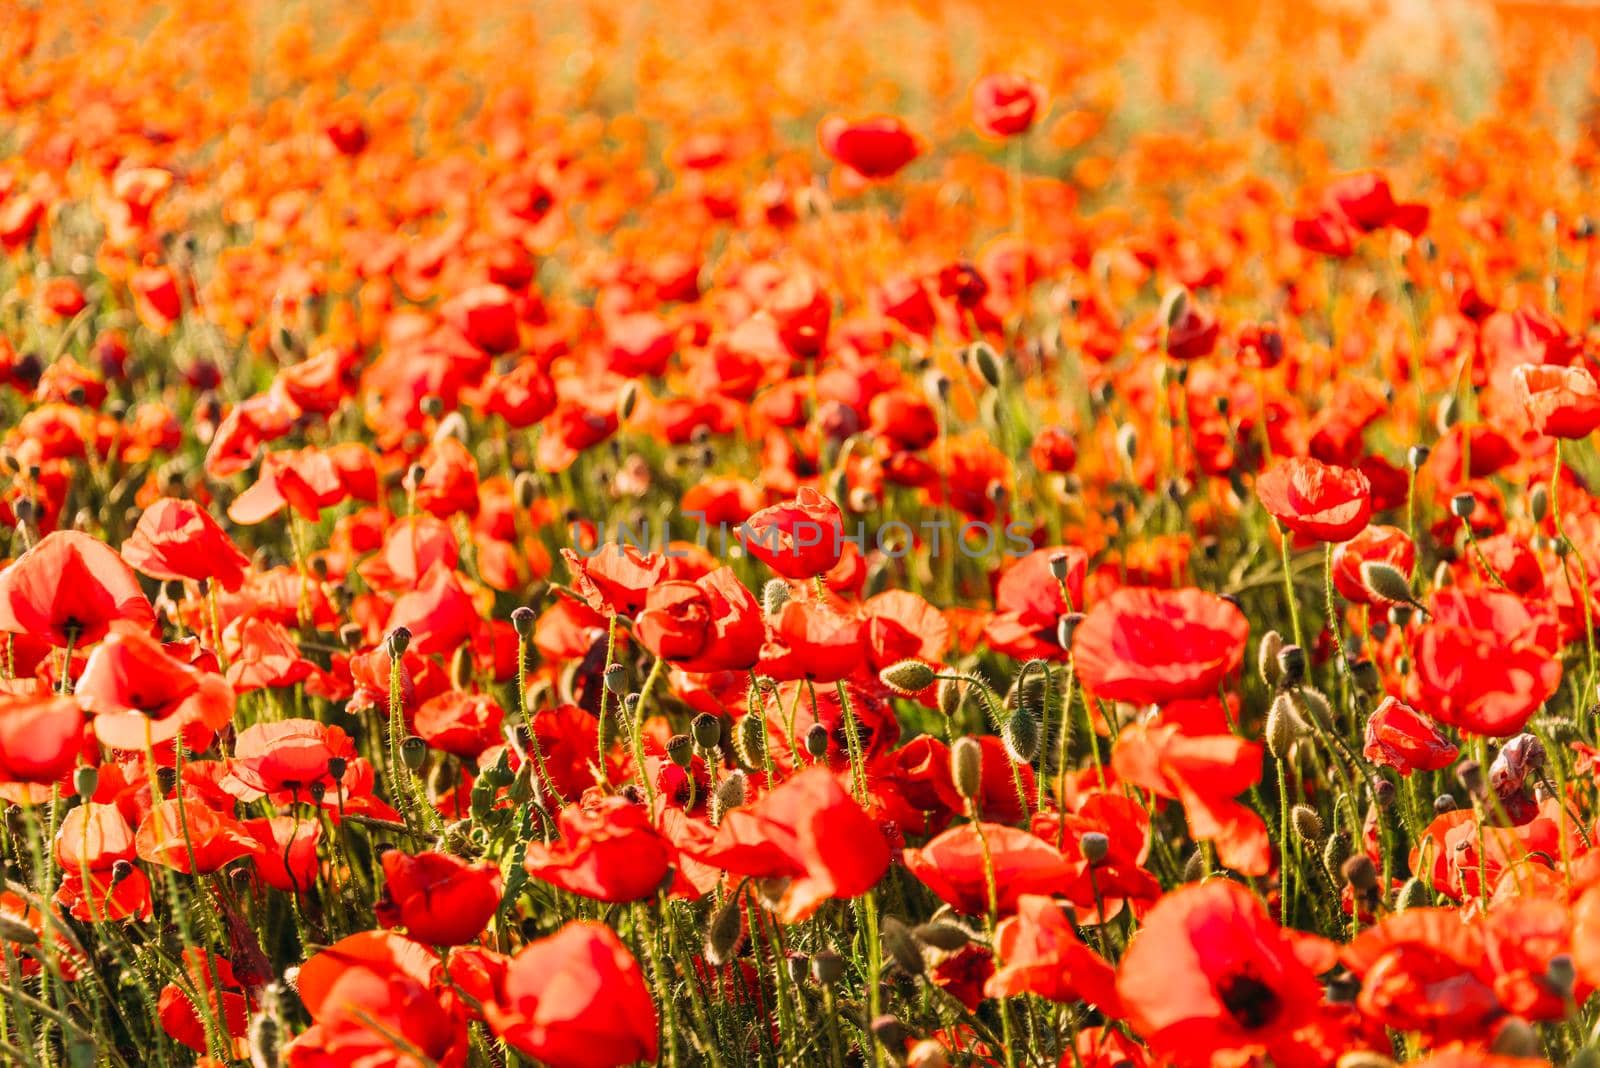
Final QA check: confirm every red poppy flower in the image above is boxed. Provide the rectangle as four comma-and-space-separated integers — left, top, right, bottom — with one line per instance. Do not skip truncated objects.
523, 796, 687, 903
1256, 457, 1372, 542
0, 530, 155, 647
483, 921, 658, 1068
903, 823, 1075, 915
1363, 696, 1458, 775
757, 598, 865, 683
1342, 908, 1501, 1042
241, 815, 320, 893
819, 116, 920, 180
227, 447, 357, 526
985, 894, 1122, 1009
1028, 426, 1078, 474
1409, 588, 1563, 737
135, 797, 254, 874
692, 766, 889, 922
739, 488, 845, 580
1331, 524, 1416, 605
121, 498, 251, 592
984, 546, 1086, 661
414, 691, 504, 759
1112, 722, 1270, 876
1030, 792, 1162, 922
157, 950, 250, 1054
561, 545, 666, 618
1512, 362, 1600, 439
1118, 879, 1332, 1068
972, 73, 1045, 138
635, 567, 764, 673
225, 719, 357, 801
0, 693, 83, 787
377, 850, 504, 946
76, 626, 235, 752
1072, 587, 1249, 706
443, 283, 521, 354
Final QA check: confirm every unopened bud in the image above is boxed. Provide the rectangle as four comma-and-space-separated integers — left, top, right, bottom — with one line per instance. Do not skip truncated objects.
1396, 877, 1431, 911
734, 715, 766, 770
450, 645, 474, 690
880, 659, 937, 696
618, 381, 639, 421
712, 771, 747, 824
1116, 424, 1138, 462
704, 895, 745, 966
1322, 831, 1352, 875
1003, 710, 1039, 763
1360, 561, 1414, 605
386, 627, 412, 658
937, 679, 962, 719
513, 472, 538, 509
881, 916, 925, 976
913, 921, 971, 952
1159, 286, 1190, 330
1290, 805, 1324, 842
811, 949, 845, 986
1257, 630, 1283, 688
1341, 854, 1378, 893
951, 736, 982, 801
1531, 484, 1550, 523
969, 342, 1002, 388
762, 579, 791, 618
1276, 644, 1305, 687
1489, 1018, 1541, 1058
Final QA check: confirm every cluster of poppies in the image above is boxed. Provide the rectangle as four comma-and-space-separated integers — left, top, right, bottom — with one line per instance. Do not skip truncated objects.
9, 1, 1600, 1066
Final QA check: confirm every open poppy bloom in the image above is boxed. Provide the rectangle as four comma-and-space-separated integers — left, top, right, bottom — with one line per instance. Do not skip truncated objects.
634, 566, 764, 673
819, 115, 920, 180
1408, 588, 1563, 736
1072, 587, 1249, 705
0, 530, 155, 647
985, 894, 1122, 1008
523, 796, 687, 903
377, 849, 504, 946
483, 921, 659, 1068
903, 823, 1075, 915
561, 545, 667, 618
76, 625, 235, 752
971, 73, 1045, 138
157, 950, 251, 1054
1512, 362, 1600, 439
1331, 524, 1416, 605
1118, 879, 1335, 1067
224, 719, 358, 801
120, 498, 252, 592
738, 488, 846, 580
1256, 457, 1372, 542
0, 692, 84, 791
1363, 696, 1458, 775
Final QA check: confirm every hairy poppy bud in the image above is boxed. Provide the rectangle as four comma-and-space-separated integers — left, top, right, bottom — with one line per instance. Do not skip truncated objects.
969, 342, 1002, 388
1182, 849, 1205, 882
692, 713, 722, 750
1159, 286, 1190, 330
762, 578, 792, 618
72, 765, 98, 800
881, 916, 925, 976
704, 894, 745, 967
1341, 854, 1378, 893
804, 723, 830, 761
450, 645, 474, 690
1265, 693, 1301, 759
1116, 424, 1138, 462
1530, 483, 1550, 523
871, 1015, 910, 1053
0, 910, 38, 945
1080, 831, 1110, 865
1276, 644, 1305, 688
1003, 710, 1039, 764
937, 678, 962, 719
513, 472, 538, 509
1290, 805, 1324, 842
401, 736, 427, 770
734, 715, 766, 770
880, 659, 937, 695
1395, 876, 1431, 911
386, 626, 412, 659
1373, 779, 1396, 809
712, 771, 747, 825
1489, 1018, 1540, 1058
1547, 954, 1576, 1001
811, 949, 845, 986
1293, 687, 1331, 727
951, 737, 982, 801
1433, 793, 1457, 814
913, 921, 971, 952
1359, 561, 1415, 606
1350, 659, 1380, 696
1257, 630, 1284, 688
1449, 492, 1475, 519
1322, 831, 1351, 876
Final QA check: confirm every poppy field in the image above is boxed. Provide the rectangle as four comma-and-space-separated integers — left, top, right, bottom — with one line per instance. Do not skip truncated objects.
13, 0, 1600, 1065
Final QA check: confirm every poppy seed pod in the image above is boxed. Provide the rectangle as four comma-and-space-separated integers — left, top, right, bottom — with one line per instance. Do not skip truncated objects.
603, 664, 627, 694
692, 713, 722, 750
401, 736, 427, 770
1449, 492, 1475, 519
1002, 710, 1039, 763
72, 765, 98, 800
1407, 444, 1430, 469
881, 916, 925, 976
703, 894, 745, 967
951, 736, 982, 801
1359, 560, 1414, 606
666, 734, 693, 768
880, 659, 937, 695
1547, 954, 1577, 1001
1056, 611, 1085, 650
804, 723, 830, 761
1047, 551, 1070, 581
1080, 831, 1110, 865
111, 859, 135, 884
386, 626, 412, 658
1290, 805, 1324, 842
811, 950, 845, 986
1257, 630, 1284, 687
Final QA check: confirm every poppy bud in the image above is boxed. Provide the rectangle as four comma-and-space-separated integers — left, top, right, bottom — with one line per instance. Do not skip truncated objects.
617, 380, 639, 422
1489, 1018, 1541, 1058
734, 714, 766, 770
969, 342, 1002, 388
1182, 850, 1205, 882
951, 736, 982, 802
880, 659, 937, 695
603, 664, 627, 695
401, 736, 427, 770
1159, 286, 1190, 330
1294, 686, 1331, 727
72, 765, 98, 799
386, 627, 412, 658
1056, 612, 1084, 650
1116, 424, 1138, 462
1449, 492, 1475, 519
1341, 854, 1377, 893
802, 723, 830, 762
1257, 630, 1284, 688
1435, 394, 1458, 433
937, 678, 962, 719
881, 916, 925, 976
712, 770, 747, 824
337, 623, 363, 649
666, 734, 693, 768
1336, 1053, 1399, 1068
13, 498, 36, 525
811, 949, 845, 986
1322, 831, 1351, 876
1080, 831, 1110, 865
1290, 805, 1324, 842
1546, 953, 1577, 1001
871, 1015, 910, 1053
1276, 644, 1305, 688
248, 1012, 282, 1068
784, 953, 809, 987
1455, 760, 1484, 798
906, 1039, 950, 1068
1002, 710, 1039, 764
1350, 658, 1380, 696
762, 579, 791, 618
450, 645, 474, 690
1359, 561, 1415, 607
419, 395, 444, 419
1265, 693, 1301, 759
513, 472, 539, 509
913, 921, 971, 952
925, 369, 952, 403
704, 894, 746, 967
1530, 483, 1550, 523
692, 713, 722, 750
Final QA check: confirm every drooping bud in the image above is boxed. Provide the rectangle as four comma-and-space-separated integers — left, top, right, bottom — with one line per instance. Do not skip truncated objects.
951, 737, 982, 801
880, 916, 925, 976
879, 659, 937, 696
1002, 710, 1040, 764
1257, 630, 1283, 688
618, 380, 639, 422
1276, 644, 1305, 688
1159, 286, 1190, 330
1182, 849, 1206, 882
1489, 1018, 1541, 1058
1116, 424, 1138, 462
937, 678, 962, 719
704, 894, 746, 967
450, 645, 474, 690
913, 921, 971, 952
811, 949, 845, 986
514, 472, 539, 509
1433, 793, 1458, 815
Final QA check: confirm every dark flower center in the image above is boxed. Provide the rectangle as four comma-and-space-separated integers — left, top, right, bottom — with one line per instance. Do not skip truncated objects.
1217, 973, 1282, 1030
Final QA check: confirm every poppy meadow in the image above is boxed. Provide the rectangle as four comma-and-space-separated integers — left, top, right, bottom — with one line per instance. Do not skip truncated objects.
7, 0, 1600, 1064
